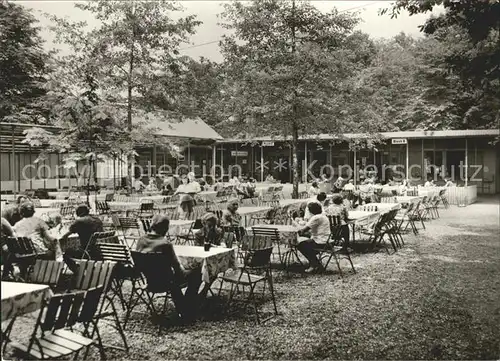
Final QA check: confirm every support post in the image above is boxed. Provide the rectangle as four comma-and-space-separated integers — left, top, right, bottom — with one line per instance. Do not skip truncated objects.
260, 144, 264, 182
11, 125, 16, 196
304, 142, 308, 183
212, 144, 216, 182
421, 139, 424, 183
353, 148, 357, 186
187, 139, 191, 170
220, 144, 224, 182
152, 143, 157, 178
406, 141, 409, 180
465, 138, 468, 186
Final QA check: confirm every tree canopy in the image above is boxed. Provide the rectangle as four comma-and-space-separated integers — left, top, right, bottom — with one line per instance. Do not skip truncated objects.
0, 1, 50, 122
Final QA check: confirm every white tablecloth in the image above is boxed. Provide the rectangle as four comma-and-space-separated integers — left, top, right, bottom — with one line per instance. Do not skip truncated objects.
1, 282, 53, 322
173, 245, 236, 283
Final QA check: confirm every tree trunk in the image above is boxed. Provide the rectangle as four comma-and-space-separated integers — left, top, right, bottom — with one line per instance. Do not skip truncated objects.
292, 122, 299, 199
86, 158, 92, 206
93, 159, 98, 210
127, 16, 136, 194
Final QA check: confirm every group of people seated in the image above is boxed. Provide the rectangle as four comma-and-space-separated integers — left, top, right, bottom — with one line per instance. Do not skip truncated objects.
291, 193, 351, 274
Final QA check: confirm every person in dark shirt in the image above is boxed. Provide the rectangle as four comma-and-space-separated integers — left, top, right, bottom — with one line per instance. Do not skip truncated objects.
61, 205, 104, 251
135, 215, 202, 321
60, 205, 103, 271
1, 196, 30, 226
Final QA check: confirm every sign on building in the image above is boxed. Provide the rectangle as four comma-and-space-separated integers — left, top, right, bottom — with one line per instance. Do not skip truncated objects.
392, 138, 408, 144
262, 141, 275, 147
231, 151, 248, 157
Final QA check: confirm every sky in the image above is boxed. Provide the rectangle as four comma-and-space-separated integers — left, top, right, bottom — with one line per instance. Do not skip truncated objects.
18, 1, 443, 63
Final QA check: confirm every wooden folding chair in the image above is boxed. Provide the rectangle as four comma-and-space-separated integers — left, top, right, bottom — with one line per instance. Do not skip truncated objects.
250, 227, 284, 266
6, 289, 100, 360
4, 236, 39, 280
72, 260, 129, 356
27, 260, 64, 290
315, 216, 355, 276
115, 217, 141, 248
218, 239, 278, 324
95, 241, 143, 328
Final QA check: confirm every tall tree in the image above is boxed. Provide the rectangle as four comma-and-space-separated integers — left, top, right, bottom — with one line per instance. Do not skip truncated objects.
0, 1, 50, 122
47, 0, 201, 131
382, 0, 500, 129
219, 0, 382, 198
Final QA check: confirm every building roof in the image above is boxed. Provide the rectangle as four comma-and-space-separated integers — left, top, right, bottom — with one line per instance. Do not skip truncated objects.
0, 118, 222, 152
147, 117, 223, 140
217, 129, 500, 143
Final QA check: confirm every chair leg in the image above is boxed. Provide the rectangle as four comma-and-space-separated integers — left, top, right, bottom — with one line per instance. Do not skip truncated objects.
247, 284, 260, 324
267, 272, 278, 315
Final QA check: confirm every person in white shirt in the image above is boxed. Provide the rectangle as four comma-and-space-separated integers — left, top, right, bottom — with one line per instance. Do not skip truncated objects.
444, 178, 455, 187
133, 178, 145, 192
296, 202, 331, 273
343, 179, 355, 191
303, 193, 327, 221
399, 179, 409, 195
308, 181, 320, 198
424, 179, 435, 187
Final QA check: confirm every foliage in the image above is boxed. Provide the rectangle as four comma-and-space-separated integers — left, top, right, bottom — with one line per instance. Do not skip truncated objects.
382, 0, 500, 130
47, 0, 201, 129
0, 1, 50, 122
218, 0, 385, 196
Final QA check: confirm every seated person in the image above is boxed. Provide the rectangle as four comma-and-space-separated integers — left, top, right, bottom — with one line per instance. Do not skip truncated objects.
308, 181, 320, 197
325, 195, 350, 245
444, 178, 455, 187
296, 202, 331, 273
145, 179, 158, 191
222, 199, 245, 241
60, 205, 104, 267
12, 202, 58, 258
265, 174, 275, 183
1, 217, 16, 279
178, 194, 195, 220
1, 195, 30, 226
343, 179, 355, 191
332, 176, 345, 193
424, 178, 435, 187
135, 215, 202, 321
304, 193, 328, 221
133, 178, 146, 193
194, 213, 224, 247
162, 184, 175, 196
198, 179, 207, 192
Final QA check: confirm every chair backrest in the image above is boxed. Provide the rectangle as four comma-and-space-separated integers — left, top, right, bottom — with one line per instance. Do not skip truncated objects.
39, 289, 88, 332
29, 260, 64, 288
96, 242, 133, 269
119, 217, 140, 230
250, 227, 278, 249
140, 218, 152, 233
60, 204, 75, 217
131, 251, 176, 294
105, 193, 115, 202
96, 201, 110, 213
140, 202, 154, 211
244, 247, 273, 269
6, 236, 37, 257
77, 286, 105, 324
73, 260, 116, 293
192, 218, 203, 230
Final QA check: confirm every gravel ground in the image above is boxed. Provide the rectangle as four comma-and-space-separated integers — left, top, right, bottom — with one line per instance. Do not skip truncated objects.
5, 197, 500, 360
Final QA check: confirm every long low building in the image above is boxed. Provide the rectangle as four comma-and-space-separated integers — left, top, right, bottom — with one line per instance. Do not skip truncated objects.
214, 129, 499, 194
1, 122, 499, 195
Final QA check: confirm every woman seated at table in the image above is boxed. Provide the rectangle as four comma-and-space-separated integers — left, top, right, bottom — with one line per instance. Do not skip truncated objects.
178, 194, 195, 220
176, 175, 201, 195
308, 181, 320, 198
296, 202, 331, 273
343, 179, 355, 191
194, 213, 224, 247
325, 195, 350, 245
1, 195, 30, 227
222, 199, 245, 241
12, 202, 58, 258
135, 215, 202, 321
265, 174, 275, 183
